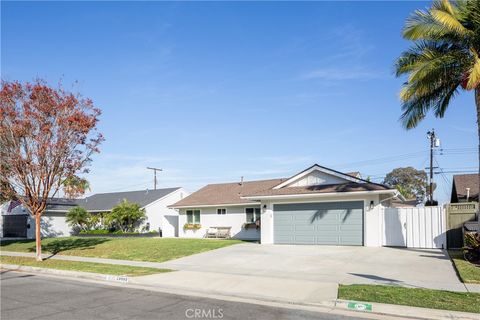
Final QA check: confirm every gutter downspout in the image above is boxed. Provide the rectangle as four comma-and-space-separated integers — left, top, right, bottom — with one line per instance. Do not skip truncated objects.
379, 190, 405, 206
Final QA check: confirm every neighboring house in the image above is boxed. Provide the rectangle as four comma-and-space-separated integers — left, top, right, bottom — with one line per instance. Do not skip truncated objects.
451, 173, 479, 203
171, 164, 403, 246
1, 187, 188, 239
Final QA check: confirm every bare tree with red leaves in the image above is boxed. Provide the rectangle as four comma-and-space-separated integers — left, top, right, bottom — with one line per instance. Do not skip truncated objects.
0, 80, 103, 261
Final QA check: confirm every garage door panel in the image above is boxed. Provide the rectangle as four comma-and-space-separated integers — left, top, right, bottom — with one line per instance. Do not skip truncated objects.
274, 201, 363, 245
315, 225, 340, 232
294, 225, 315, 231
295, 237, 316, 244
276, 225, 294, 232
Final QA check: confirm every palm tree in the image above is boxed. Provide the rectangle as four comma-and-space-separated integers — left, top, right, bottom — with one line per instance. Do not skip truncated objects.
395, 0, 480, 202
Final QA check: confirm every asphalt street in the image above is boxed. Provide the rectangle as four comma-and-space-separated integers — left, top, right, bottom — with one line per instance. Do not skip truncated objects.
0, 270, 368, 320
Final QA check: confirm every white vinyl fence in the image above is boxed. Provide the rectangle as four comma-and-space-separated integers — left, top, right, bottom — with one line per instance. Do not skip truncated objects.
381, 207, 446, 249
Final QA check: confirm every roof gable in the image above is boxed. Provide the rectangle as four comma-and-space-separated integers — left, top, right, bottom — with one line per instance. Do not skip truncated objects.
273, 164, 363, 189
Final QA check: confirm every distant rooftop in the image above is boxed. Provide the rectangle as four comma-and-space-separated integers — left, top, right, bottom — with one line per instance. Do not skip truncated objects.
46, 187, 181, 212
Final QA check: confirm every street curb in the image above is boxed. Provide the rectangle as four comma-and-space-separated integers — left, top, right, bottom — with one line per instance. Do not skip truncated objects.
2, 264, 478, 320
334, 299, 479, 320
0, 264, 130, 283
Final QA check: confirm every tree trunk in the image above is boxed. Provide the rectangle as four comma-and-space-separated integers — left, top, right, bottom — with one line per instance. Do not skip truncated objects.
476, 89, 480, 212
35, 213, 42, 261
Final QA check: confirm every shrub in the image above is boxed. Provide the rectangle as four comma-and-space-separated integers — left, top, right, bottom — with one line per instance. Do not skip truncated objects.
66, 207, 91, 232
104, 199, 146, 232
79, 229, 110, 235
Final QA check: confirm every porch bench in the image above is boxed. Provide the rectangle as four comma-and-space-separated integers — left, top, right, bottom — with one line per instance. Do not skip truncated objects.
205, 227, 231, 239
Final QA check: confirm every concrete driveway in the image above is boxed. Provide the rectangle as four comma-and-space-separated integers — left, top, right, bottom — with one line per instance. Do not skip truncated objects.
157, 243, 466, 292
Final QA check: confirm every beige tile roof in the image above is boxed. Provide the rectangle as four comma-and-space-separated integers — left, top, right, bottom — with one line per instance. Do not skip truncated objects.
171, 178, 286, 207
171, 175, 393, 207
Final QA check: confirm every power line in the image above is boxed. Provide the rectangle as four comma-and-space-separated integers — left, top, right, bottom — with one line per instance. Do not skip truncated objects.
334, 151, 427, 169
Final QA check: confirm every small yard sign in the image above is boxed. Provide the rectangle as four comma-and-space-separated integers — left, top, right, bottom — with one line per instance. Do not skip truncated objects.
347, 302, 372, 312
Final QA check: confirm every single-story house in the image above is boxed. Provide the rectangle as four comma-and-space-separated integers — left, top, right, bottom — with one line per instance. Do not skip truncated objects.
1, 187, 188, 238
451, 173, 479, 203
170, 164, 403, 246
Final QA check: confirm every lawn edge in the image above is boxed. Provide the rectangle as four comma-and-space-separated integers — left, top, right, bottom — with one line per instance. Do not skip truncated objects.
334, 298, 479, 320
0, 256, 173, 277
338, 284, 480, 314
447, 249, 480, 284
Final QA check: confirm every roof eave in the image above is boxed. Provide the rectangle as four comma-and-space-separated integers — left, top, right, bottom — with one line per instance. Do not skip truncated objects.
241, 189, 398, 200
169, 202, 261, 209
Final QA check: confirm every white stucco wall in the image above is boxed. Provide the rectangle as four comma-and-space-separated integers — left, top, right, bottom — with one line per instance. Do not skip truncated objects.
144, 188, 188, 237
41, 213, 72, 237
260, 194, 382, 246
1, 202, 72, 239
178, 205, 261, 240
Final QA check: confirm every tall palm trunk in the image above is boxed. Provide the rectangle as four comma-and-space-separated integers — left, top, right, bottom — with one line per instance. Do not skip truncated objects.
477, 89, 480, 209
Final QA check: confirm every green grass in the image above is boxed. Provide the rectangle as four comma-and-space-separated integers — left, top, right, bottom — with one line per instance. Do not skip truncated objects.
448, 250, 480, 284
338, 284, 480, 314
0, 255, 170, 276
0, 237, 242, 263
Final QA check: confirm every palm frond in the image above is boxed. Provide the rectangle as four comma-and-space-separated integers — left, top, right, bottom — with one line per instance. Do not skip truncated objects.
431, 9, 468, 36
395, 41, 466, 77
400, 81, 459, 128
403, 0, 471, 41
432, 0, 456, 16
466, 54, 480, 90
396, 0, 480, 129
435, 85, 458, 117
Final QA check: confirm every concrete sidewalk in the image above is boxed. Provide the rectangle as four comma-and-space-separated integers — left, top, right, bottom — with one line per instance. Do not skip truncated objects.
130, 270, 338, 305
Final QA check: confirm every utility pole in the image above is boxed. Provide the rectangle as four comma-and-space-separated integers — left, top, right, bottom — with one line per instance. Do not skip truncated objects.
427, 129, 438, 204
146, 167, 162, 190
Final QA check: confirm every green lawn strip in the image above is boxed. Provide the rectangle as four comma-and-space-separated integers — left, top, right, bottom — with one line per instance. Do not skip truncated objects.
0, 237, 242, 263
448, 250, 480, 284
338, 284, 480, 314
0, 255, 170, 277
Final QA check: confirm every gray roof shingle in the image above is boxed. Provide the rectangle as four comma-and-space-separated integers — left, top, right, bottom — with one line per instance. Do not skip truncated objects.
44, 188, 181, 212
80, 188, 181, 211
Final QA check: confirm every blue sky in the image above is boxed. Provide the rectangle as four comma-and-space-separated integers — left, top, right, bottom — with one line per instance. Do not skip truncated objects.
1, 1, 477, 203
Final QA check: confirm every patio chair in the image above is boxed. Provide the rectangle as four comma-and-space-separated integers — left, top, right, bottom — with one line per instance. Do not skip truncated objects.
216, 227, 231, 239
205, 227, 218, 238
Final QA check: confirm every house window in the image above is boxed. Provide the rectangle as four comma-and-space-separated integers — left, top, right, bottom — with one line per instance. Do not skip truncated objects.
246, 208, 261, 223
217, 208, 227, 215
186, 209, 200, 224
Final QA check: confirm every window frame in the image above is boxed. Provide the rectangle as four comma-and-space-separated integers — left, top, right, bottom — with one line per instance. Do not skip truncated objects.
217, 208, 227, 215
245, 207, 261, 223
186, 209, 201, 224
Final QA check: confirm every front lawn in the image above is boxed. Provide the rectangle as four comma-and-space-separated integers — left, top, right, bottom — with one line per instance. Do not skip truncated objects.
0, 237, 242, 263
448, 250, 480, 284
0, 256, 169, 276
338, 284, 480, 314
